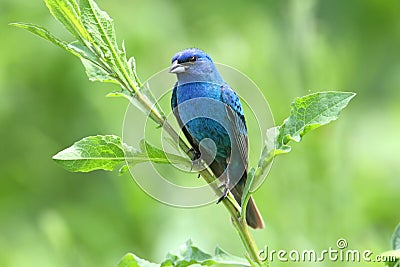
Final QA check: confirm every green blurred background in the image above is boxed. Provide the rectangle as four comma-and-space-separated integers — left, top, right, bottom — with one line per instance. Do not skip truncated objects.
1, 0, 399, 266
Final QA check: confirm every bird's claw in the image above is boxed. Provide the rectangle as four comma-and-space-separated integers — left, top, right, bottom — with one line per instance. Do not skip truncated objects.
216, 185, 229, 204
216, 176, 230, 204
217, 182, 225, 189
188, 148, 201, 172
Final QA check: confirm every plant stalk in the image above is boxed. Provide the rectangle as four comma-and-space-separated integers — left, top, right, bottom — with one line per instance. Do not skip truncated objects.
118, 69, 265, 265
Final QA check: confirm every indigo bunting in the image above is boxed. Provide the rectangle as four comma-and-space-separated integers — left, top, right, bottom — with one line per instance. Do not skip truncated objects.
169, 48, 264, 229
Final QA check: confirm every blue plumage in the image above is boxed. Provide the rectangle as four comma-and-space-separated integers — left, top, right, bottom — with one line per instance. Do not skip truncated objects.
174, 82, 232, 158
170, 48, 264, 229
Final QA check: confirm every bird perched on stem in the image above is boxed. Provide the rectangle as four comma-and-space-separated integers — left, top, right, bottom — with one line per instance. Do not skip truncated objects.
169, 48, 264, 229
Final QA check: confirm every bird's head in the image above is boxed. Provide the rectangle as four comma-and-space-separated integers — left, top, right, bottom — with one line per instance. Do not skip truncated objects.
169, 48, 223, 83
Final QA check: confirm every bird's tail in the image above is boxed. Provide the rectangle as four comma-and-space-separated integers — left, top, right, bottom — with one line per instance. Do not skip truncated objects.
244, 196, 265, 229
231, 176, 265, 229
209, 159, 264, 229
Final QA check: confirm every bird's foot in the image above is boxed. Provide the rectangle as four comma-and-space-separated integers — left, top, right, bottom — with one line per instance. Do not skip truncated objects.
216, 183, 229, 204
188, 148, 201, 172
216, 172, 230, 204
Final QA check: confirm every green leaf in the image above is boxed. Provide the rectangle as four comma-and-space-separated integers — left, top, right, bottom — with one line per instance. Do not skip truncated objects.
67, 41, 96, 60
79, 0, 137, 91
392, 223, 400, 250
10, 23, 109, 76
213, 245, 252, 266
118, 164, 129, 176
44, 0, 90, 42
127, 56, 137, 79
52, 135, 190, 172
117, 240, 250, 267
80, 0, 118, 57
138, 140, 167, 164
161, 240, 250, 267
52, 135, 126, 172
78, 0, 153, 107
134, 140, 190, 167
140, 82, 167, 120
251, 126, 289, 188
265, 126, 291, 156
10, 22, 69, 50
13, 0, 164, 125
254, 127, 287, 179
106, 91, 133, 101
122, 41, 139, 83
10, 22, 114, 83
250, 91, 355, 186
67, 41, 111, 73
279, 91, 356, 145
12, 1, 129, 88
117, 253, 159, 267
81, 57, 118, 83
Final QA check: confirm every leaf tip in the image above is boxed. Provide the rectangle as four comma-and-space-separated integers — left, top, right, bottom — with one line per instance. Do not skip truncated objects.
9, 22, 25, 29
51, 152, 61, 161
185, 238, 193, 246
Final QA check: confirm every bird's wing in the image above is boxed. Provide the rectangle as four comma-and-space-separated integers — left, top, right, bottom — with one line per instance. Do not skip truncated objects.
221, 84, 248, 170
171, 83, 199, 152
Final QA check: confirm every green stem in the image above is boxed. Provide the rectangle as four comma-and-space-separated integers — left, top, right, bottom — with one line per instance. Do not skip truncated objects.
120, 74, 265, 266
232, 218, 264, 266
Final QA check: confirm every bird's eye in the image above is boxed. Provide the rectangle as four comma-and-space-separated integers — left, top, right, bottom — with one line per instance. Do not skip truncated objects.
188, 56, 197, 62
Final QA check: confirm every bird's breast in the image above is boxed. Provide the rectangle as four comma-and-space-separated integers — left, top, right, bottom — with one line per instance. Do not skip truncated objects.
176, 82, 232, 157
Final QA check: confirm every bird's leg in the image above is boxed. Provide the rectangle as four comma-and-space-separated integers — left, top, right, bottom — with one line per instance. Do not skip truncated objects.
216, 172, 230, 203
187, 148, 201, 172
216, 157, 231, 204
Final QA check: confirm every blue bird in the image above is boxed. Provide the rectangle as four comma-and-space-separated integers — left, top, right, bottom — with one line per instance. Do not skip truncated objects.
170, 48, 264, 229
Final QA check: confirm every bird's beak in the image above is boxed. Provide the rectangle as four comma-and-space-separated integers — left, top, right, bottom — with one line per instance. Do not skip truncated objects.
169, 60, 186, 74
